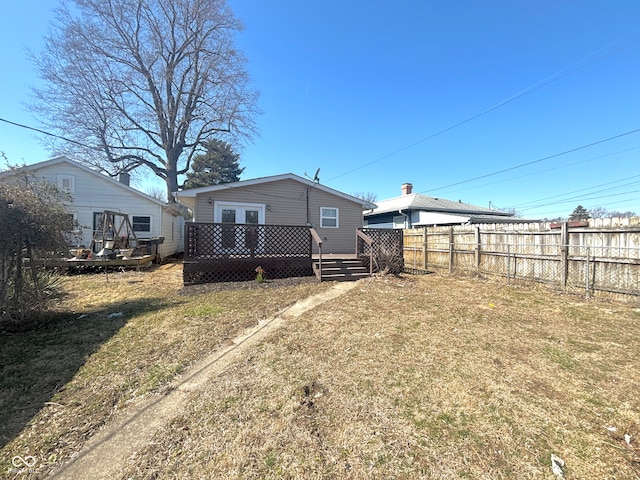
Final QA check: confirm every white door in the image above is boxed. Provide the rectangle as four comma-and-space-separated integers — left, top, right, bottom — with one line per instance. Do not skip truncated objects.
214, 202, 265, 253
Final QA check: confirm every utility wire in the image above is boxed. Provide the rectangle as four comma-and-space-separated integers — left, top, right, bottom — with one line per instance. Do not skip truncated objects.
512, 174, 640, 209
0, 117, 100, 151
433, 145, 640, 197
524, 194, 640, 217
423, 127, 640, 194
326, 34, 637, 184
519, 188, 640, 212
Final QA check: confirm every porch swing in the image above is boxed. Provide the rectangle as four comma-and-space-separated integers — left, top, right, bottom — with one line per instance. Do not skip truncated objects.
90, 210, 140, 259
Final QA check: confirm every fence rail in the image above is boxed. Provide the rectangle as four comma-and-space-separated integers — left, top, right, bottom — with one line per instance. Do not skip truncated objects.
403, 223, 640, 297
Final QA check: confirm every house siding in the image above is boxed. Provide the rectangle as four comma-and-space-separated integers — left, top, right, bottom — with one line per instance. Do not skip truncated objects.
193, 179, 364, 254
22, 158, 182, 260
159, 211, 184, 259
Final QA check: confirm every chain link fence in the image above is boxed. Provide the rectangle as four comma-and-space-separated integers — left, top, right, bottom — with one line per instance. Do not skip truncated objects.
403, 225, 640, 298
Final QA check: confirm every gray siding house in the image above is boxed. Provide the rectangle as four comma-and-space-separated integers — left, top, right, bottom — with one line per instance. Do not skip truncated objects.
175, 173, 375, 254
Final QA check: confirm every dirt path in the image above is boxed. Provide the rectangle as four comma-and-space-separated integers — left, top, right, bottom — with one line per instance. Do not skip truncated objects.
49, 281, 357, 480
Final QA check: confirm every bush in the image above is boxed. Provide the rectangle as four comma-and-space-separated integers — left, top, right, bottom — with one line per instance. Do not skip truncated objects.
0, 168, 75, 324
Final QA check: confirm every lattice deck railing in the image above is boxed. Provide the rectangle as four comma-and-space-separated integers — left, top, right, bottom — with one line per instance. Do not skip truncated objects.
183, 223, 313, 284
358, 228, 404, 274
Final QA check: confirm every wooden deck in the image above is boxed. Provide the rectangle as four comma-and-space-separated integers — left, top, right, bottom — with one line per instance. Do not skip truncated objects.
35, 255, 156, 271
182, 223, 403, 284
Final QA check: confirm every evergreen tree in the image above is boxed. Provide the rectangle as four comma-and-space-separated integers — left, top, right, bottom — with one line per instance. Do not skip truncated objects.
183, 140, 244, 189
569, 205, 591, 221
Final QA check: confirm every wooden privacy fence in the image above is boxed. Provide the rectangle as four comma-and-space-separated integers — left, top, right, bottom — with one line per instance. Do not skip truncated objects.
403, 222, 640, 297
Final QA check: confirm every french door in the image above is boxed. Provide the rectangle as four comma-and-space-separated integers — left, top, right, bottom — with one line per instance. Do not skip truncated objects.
214, 202, 265, 254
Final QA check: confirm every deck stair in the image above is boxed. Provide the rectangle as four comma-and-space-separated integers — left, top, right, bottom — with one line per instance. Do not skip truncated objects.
313, 257, 371, 282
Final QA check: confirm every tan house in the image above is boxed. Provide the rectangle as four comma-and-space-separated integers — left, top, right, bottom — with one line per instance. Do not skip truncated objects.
174, 174, 379, 284
174, 173, 375, 254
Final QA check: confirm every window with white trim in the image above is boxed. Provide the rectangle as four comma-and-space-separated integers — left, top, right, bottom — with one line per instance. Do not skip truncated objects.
320, 207, 339, 228
57, 174, 75, 193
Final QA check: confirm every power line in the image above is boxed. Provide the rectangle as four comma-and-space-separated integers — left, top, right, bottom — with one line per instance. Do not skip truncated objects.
422, 127, 640, 194
519, 188, 640, 212
525, 195, 640, 218
325, 34, 637, 184
433, 145, 640, 197
0, 117, 100, 151
512, 174, 640, 210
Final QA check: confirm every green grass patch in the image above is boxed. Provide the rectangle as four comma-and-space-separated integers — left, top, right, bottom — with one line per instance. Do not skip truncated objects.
542, 345, 577, 370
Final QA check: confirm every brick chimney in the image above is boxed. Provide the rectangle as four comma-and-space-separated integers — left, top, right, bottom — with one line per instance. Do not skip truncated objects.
401, 183, 413, 195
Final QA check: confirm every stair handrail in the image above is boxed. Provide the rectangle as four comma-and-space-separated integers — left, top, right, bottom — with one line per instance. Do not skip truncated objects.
356, 229, 374, 276
310, 228, 323, 281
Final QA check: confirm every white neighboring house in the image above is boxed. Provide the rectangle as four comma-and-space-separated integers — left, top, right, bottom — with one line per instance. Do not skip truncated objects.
2, 156, 184, 261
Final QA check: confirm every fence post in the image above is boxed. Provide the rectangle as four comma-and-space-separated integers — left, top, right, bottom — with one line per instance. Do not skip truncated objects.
560, 222, 568, 290
585, 246, 590, 299
423, 226, 428, 271
448, 227, 454, 274
411, 229, 417, 271
507, 243, 511, 284
475, 226, 481, 272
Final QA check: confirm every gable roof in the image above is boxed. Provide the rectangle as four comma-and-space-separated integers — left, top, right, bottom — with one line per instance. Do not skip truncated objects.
174, 173, 376, 209
5, 155, 170, 209
365, 192, 512, 218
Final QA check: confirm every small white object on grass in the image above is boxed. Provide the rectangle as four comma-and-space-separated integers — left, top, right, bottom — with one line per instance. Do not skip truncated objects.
624, 433, 632, 445
108, 312, 123, 318
551, 454, 565, 478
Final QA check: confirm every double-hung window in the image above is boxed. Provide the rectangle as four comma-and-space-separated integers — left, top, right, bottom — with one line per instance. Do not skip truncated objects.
320, 207, 339, 228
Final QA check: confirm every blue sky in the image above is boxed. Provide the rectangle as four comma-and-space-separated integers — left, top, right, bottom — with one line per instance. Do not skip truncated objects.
1, 1, 639, 219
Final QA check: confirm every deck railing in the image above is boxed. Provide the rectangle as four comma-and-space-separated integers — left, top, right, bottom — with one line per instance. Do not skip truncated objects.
357, 228, 404, 274
183, 223, 313, 284
356, 230, 374, 276
182, 223, 404, 284
185, 223, 311, 260
310, 228, 324, 281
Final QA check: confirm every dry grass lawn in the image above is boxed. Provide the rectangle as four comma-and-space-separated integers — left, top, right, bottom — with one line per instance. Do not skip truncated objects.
2, 264, 640, 478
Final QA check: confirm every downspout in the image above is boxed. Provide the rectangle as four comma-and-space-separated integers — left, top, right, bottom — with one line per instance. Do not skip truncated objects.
399, 209, 410, 229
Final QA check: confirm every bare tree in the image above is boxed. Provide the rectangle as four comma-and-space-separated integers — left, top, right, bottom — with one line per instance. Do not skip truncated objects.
609, 210, 637, 218
352, 192, 378, 204
31, 0, 259, 202
588, 207, 609, 219
145, 185, 168, 202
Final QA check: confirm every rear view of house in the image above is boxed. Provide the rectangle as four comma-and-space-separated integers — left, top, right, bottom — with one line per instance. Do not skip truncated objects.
174, 173, 378, 283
